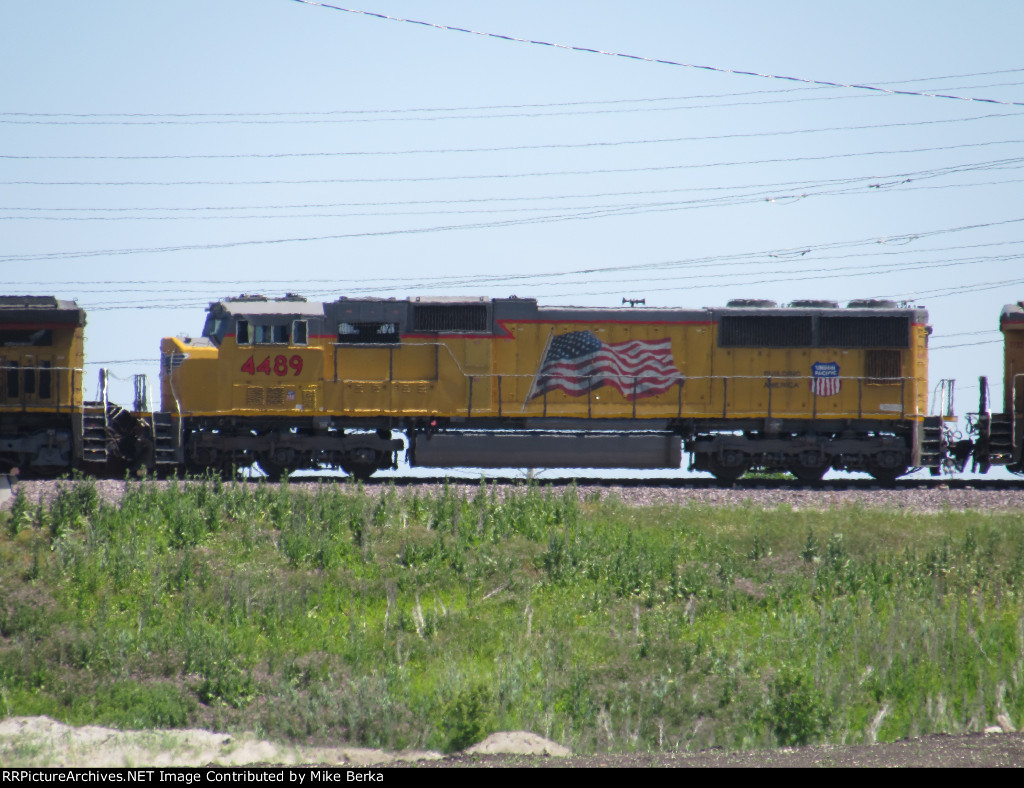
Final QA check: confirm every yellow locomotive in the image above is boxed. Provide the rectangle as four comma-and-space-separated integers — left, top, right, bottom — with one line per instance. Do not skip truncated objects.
0, 296, 86, 474
159, 294, 935, 482
0, 295, 156, 477
969, 302, 1024, 475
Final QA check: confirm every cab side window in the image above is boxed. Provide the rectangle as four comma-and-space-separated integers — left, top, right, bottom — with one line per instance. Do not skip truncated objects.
5, 360, 19, 398
237, 320, 251, 344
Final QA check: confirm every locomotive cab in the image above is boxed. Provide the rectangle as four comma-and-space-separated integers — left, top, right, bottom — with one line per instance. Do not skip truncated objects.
161, 295, 402, 478
161, 294, 325, 416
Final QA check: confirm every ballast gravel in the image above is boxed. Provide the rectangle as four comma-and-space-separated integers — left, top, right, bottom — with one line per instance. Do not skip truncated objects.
5, 476, 1024, 513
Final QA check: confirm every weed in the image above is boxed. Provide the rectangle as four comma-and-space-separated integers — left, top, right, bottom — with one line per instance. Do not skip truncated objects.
441, 684, 494, 753
765, 667, 830, 746
1, 481, 1023, 754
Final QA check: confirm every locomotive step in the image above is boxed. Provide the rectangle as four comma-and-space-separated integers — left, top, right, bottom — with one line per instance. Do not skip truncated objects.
151, 412, 180, 464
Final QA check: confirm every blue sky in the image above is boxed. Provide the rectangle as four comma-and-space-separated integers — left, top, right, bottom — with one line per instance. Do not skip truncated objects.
3, 1, 1023, 476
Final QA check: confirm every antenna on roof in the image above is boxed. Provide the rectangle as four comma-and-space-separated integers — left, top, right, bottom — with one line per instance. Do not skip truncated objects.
622, 297, 646, 308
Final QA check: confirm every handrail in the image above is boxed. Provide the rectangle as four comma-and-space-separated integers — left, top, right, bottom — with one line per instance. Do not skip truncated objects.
336, 372, 923, 419
334, 372, 918, 386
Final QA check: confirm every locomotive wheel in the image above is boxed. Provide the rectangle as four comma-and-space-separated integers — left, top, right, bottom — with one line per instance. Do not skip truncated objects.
706, 451, 748, 483
342, 464, 377, 482
20, 464, 67, 480
788, 452, 829, 483
866, 451, 908, 485
256, 460, 290, 482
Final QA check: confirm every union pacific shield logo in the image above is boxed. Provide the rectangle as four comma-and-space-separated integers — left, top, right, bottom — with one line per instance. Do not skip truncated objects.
810, 362, 840, 397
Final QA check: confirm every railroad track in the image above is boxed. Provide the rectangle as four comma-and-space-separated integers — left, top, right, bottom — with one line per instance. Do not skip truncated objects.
285, 474, 1024, 492
6, 472, 1024, 513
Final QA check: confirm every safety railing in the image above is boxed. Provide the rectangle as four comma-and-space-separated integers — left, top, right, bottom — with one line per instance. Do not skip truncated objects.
331, 366, 924, 420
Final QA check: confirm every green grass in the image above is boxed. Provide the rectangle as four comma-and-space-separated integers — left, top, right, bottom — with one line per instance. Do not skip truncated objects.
1, 476, 1023, 754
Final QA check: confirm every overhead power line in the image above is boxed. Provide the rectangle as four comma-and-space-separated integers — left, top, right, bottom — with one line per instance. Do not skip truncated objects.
6, 142, 1023, 188
930, 340, 1003, 350
3, 82, 1023, 125
3, 69, 1022, 124
289, 1, 1024, 108
13, 238, 1024, 293
55, 252, 1024, 304
2, 213, 1021, 268
6, 174, 1023, 223
4, 160, 1019, 216
4, 113, 1020, 160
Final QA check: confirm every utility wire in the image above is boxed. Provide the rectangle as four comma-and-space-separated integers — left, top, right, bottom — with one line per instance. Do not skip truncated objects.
6, 141, 1023, 187
4, 80, 1022, 128
3, 205, 1022, 266
3, 69, 1022, 120
24, 236, 1024, 307
35, 250, 1024, 298
14, 238, 1024, 293
72, 253, 1024, 304
289, 1, 1024, 108
5, 113, 1021, 160
931, 340, 1004, 349
7, 173, 1023, 223
4, 160, 1019, 216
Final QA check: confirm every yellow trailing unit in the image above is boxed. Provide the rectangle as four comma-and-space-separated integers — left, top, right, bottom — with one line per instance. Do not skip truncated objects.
160, 294, 932, 482
967, 303, 1024, 475
0, 296, 86, 474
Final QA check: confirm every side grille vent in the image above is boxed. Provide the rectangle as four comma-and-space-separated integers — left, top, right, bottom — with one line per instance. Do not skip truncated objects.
820, 316, 909, 348
412, 304, 489, 333
719, 315, 813, 347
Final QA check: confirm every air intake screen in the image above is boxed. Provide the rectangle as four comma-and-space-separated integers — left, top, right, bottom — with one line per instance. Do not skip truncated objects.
819, 316, 909, 348
413, 304, 489, 332
865, 349, 903, 382
337, 322, 399, 344
719, 315, 813, 347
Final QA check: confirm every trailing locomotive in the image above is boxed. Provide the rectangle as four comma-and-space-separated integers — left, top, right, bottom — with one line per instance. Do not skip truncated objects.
968, 303, 1024, 475
0, 296, 86, 476
2, 291, 1019, 483
0, 296, 150, 477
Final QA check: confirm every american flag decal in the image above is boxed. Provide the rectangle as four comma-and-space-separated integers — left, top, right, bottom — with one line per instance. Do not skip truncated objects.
810, 361, 841, 397
530, 330, 683, 402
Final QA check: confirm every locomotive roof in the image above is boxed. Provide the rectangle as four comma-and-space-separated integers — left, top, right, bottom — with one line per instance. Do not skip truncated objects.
205, 295, 928, 322
1000, 302, 1024, 325
0, 295, 85, 325
210, 299, 325, 317
711, 304, 929, 321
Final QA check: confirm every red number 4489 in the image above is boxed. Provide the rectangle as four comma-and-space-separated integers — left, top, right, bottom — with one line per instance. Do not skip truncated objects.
241, 355, 303, 376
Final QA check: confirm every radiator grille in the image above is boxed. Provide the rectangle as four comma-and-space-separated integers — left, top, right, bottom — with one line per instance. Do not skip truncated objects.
865, 349, 903, 383
719, 315, 813, 347
412, 304, 489, 333
820, 316, 909, 348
